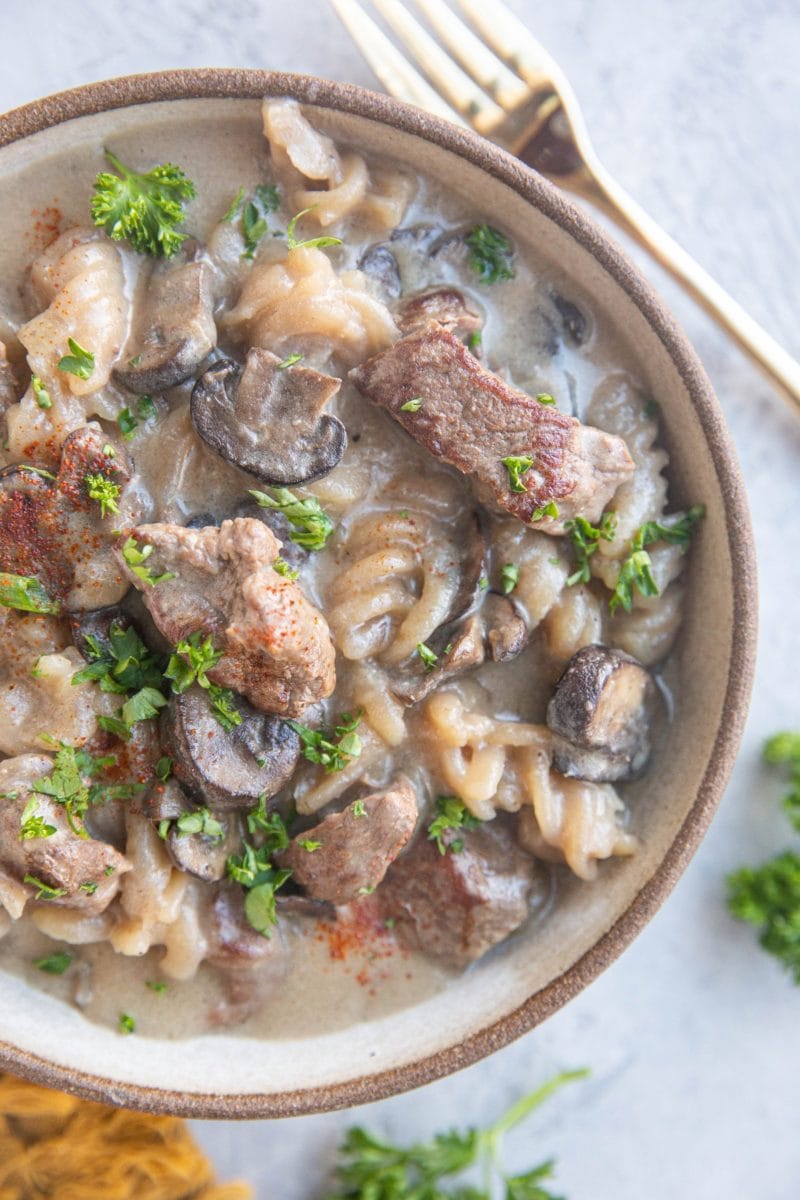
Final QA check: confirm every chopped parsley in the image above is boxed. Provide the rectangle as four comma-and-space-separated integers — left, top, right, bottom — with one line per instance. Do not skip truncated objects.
297, 838, 322, 852
120, 537, 176, 587
400, 397, 423, 412
352, 799, 367, 819
478, 574, 489, 591
146, 979, 168, 995
242, 200, 268, 259
80, 881, 98, 895
416, 642, 438, 671
531, 499, 559, 522
84, 472, 121, 519
136, 394, 157, 420
501, 454, 534, 493
117, 408, 138, 440
609, 506, 704, 615
276, 352, 303, 370
467, 330, 482, 352
464, 223, 515, 283
175, 807, 225, 842
73, 619, 167, 738
34, 952, 72, 975
273, 556, 299, 580
536, 392, 557, 406
165, 630, 242, 734
249, 486, 334, 551
24, 874, 67, 901
155, 756, 173, 782
427, 795, 480, 854
221, 186, 245, 222
30, 743, 143, 840
564, 512, 617, 587
19, 797, 56, 841
118, 1012, 136, 1035
0, 572, 60, 615
286, 206, 343, 252
57, 338, 95, 380
500, 563, 520, 595
31, 375, 51, 409
91, 150, 196, 258
287, 709, 363, 774
227, 806, 292, 936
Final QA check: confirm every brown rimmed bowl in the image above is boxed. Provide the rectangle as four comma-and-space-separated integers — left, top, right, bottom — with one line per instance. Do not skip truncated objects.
0, 69, 756, 1118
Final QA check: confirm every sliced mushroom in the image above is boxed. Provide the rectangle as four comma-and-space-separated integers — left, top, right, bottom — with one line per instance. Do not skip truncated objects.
551, 292, 589, 346
114, 259, 217, 392
167, 814, 237, 883
483, 593, 528, 663
546, 644, 655, 782
446, 510, 488, 626
393, 615, 485, 705
396, 287, 483, 338
206, 883, 288, 1025
191, 349, 346, 486
359, 244, 402, 298
161, 684, 301, 810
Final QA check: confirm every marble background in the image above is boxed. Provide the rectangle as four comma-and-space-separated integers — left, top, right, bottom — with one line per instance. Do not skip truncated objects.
2, 0, 800, 1195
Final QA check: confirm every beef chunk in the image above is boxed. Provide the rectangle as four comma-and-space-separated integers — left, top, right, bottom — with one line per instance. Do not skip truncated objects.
351, 327, 634, 532
116, 517, 336, 717
0, 754, 130, 913
278, 778, 418, 905
379, 819, 537, 965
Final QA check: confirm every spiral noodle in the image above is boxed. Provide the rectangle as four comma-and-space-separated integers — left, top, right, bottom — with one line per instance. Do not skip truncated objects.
326, 509, 462, 664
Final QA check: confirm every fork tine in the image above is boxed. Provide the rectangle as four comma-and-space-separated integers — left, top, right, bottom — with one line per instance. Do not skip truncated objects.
413, 0, 529, 112
370, 0, 505, 135
456, 0, 571, 94
330, 0, 468, 127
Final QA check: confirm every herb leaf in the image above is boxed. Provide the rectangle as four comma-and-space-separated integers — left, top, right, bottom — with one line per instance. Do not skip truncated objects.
57, 338, 95, 380
609, 506, 703, 616
500, 563, 520, 595
249, 486, 334, 551
501, 455, 534, 494
24, 874, 67, 901
427, 795, 480, 855
120, 537, 176, 587
19, 797, 57, 841
91, 149, 196, 258
286, 710, 363, 774
286, 207, 343, 252
165, 630, 242, 733
0, 572, 60, 615
35, 952, 72, 974
564, 512, 617, 587
464, 223, 515, 284
416, 642, 438, 671
175, 807, 225, 842
31, 375, 52, 409
400, 397, 423, 413
84, 472, 121, 518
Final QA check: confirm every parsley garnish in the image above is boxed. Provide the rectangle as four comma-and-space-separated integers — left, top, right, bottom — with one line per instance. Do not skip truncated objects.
118, 1012, 136, 1035
227, 806, 292, 937
531, 500, 559, 522
31, 375, 51, 409
297, 838, 322, 852
165, 630, 242, 734
120, 537, 176, 587
416, 642, 438, 671
175, 807, 225, 842
427, 795, 480, 854
221, 186, 245, 222
0, 572, 60, 615
91, 149, 196, 258
24, 874, 67, 901
273, 556, 299, 580
500, 563, 520, 595
84, 472, 121, 519
19, 797, 56, 841
400, 397, 423, 412
467, 330, 482, 352
286, 207, 344, 252
30, 743, 142, 840
609, 506, 704, 615
501, 455, 534, 494
146, 979, 168, 994
564, 512, 617, 586
727, 731, 800, 984
35, 952, 72, 974
249, 486, 334, 551
286, 710, 363, 774
536, 392, 557, 406
57, 338, 95, 380
117, 408, 138, 439
352, 799, 367, 818
73, 619, 167, 738
276, 352, 303, 370
155, 756, 173, 782
464, 223, 515, 283
136, 394, 157, 420
242, 200, 268, 259
328, 1070, 586, 1199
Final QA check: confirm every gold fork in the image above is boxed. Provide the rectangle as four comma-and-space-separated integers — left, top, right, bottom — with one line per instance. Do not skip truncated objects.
331, 0, 800, 408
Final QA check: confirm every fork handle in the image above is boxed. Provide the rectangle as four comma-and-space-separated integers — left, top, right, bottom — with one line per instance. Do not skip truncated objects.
547, 155, 800, 406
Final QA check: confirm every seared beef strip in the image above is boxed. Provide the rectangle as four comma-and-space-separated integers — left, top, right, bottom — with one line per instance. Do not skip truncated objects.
0, 754, 130, 913
351, 326, 634, 532
115, 517, 336, 717
277, 777, 418, 905
378, 819, 537, 965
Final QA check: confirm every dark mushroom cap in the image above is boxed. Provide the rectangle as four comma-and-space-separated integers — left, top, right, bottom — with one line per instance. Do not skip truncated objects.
114, 259, 217, 393
358, 244, 402, 298
483, 592, 528, 663
547, 644, 655, 782
160, 683, 301, 810
190, 349, 346, 486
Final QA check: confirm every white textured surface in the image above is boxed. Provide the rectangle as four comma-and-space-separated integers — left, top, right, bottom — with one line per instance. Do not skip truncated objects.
2, 1, 800, 1195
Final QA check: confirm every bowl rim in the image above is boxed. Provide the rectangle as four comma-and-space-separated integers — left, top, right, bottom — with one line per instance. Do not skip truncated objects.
0, 67, 757, 1119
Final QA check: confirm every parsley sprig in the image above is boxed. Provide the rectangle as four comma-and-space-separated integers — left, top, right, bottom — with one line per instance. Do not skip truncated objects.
427, 796, 480, 855
91, 149, 196, 258
120, 537, 176, 587
609, 506, 704, 615
564, 512, 617, 587
0, 572, 60, 615
286, 206, 343, 252
165, 630, 242, 733
464, 223, 515, 284
72, 620, 167, 740
727, 732, 800, 983
57, 338, 95, 380
501, 456, 534, 494
287, 709, 363, 774
327, 1069, 586, 1200
84, 472, 121, 519
30, 744, 143, 840
249, 486, 334, 550
227, 800, 292, 937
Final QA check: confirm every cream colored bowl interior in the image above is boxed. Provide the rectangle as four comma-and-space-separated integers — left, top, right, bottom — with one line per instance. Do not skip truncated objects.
0, 91, 753, 1115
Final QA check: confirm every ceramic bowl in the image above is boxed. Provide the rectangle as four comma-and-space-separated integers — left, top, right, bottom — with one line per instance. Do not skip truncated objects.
0, 70, 756, 1117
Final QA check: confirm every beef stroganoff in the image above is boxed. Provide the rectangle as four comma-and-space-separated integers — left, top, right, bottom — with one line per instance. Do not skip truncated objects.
0, 99, 702, 1036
